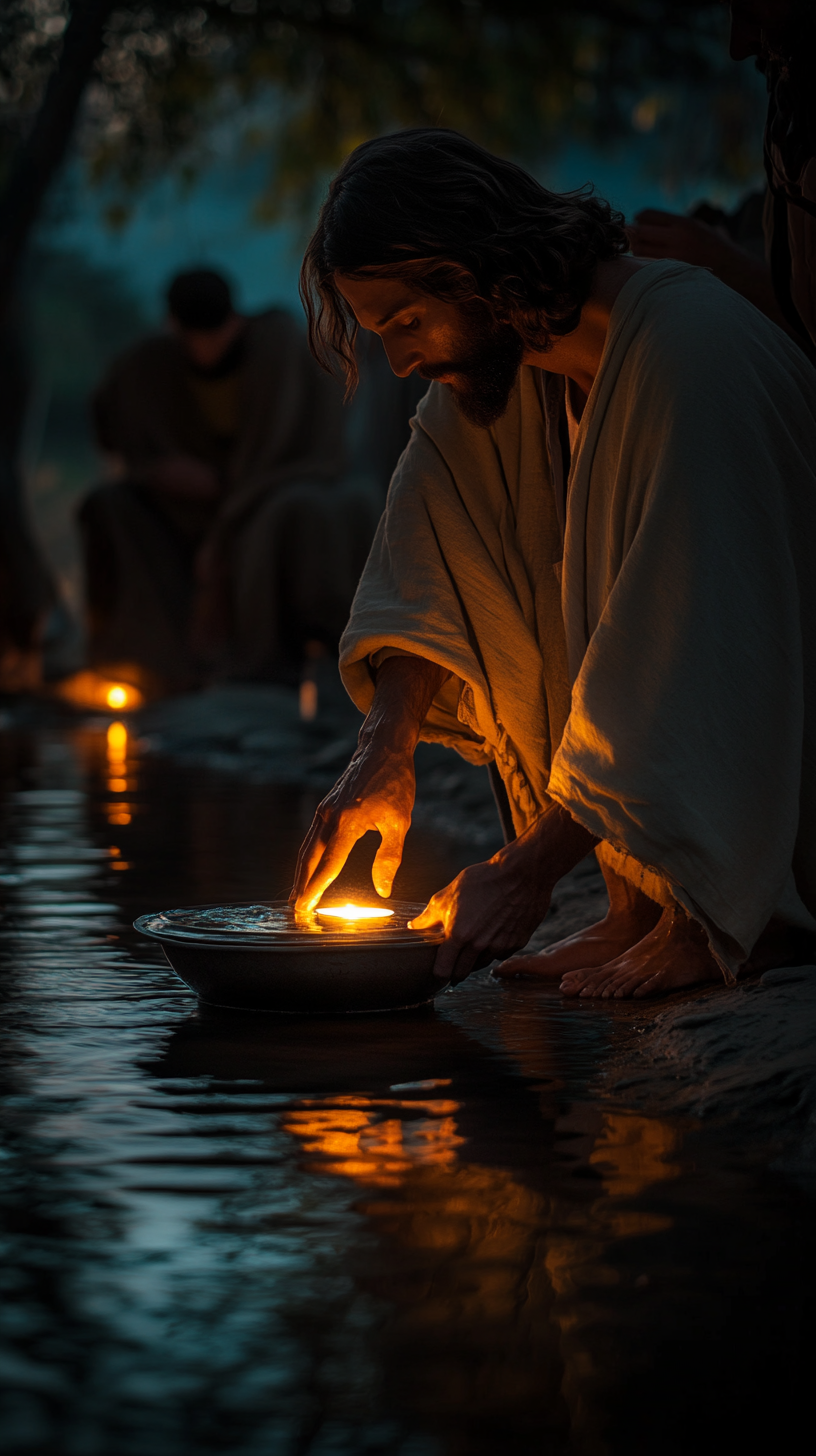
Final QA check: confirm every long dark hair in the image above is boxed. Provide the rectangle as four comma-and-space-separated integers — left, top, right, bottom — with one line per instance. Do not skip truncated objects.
300, 128, 628, 392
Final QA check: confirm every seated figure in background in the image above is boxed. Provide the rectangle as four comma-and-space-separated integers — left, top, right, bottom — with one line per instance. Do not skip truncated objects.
81, 269, 378, 689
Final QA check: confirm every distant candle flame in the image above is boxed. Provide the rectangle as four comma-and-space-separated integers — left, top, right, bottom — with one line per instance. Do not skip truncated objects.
55, 670, 144, 712
317, 904, 394, 922
299, 678, 318, 721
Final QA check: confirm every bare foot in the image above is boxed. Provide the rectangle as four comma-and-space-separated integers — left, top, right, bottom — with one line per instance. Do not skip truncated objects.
559, 905, 721, 999
494, 860, 662, 981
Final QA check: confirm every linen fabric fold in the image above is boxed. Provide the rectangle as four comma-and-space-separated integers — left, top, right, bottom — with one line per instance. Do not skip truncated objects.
340, 261, 816, 978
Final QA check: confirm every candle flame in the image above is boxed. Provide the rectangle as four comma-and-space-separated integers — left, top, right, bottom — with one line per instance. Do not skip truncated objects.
317, 903, 394, 921
299, 678, 318, 721
55, 670, 144, 712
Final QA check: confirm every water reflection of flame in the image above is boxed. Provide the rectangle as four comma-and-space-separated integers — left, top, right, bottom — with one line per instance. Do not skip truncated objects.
283, 1092, 685, 1447
589, 1110, 681, 1202
106, 721, 133, 826
283, 1095, 462, 1188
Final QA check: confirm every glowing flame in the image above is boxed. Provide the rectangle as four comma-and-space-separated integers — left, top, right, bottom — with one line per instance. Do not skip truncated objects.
299, 679, 318, 721
317, 903, 394, 922
55, 671, 144, 712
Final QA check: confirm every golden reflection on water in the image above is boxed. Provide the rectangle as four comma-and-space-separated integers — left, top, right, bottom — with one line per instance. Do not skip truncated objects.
284, 1092, 684, 1453
590, 1110, 681, 1201
282, 1095, 463, 1188
1, 724, 742, 1456
542, 1110, 682, 1455
546, 1109, 679, 1299
285, 1092, 566, 1445
106, 721, 134, 825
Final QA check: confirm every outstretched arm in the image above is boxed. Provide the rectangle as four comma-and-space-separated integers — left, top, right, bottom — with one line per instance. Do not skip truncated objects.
291, 653, 448, 911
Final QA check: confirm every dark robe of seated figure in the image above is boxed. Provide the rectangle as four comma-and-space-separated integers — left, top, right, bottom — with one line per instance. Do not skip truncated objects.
80, 269, 385, 691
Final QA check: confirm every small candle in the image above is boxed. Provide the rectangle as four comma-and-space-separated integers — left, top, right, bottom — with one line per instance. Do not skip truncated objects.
299, 679, 318, 721
317, 904, 395, 922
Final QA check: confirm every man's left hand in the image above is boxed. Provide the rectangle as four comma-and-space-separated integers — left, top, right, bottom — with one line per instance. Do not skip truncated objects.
410, 800, 598, 985
409, 841, 553, 985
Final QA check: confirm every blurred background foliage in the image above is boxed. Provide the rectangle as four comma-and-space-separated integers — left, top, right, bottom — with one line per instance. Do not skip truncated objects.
2, 1, 764, 227
0, 0, 768, 625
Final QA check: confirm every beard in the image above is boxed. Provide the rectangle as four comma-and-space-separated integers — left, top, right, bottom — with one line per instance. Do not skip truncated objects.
418, 313, 525, 428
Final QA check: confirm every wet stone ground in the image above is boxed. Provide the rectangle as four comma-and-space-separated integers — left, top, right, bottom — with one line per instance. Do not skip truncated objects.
1, 688, 816, 1456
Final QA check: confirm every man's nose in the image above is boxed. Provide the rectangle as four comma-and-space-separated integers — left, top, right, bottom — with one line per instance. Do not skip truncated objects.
381, 337, 421, 378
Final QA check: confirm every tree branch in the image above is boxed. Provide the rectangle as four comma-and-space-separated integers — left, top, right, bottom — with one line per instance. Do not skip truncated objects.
0, 0, 115, 319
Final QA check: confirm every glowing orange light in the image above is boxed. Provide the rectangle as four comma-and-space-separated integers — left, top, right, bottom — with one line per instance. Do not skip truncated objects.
299, 679, 318, 721
105, 723, 134, 823
55, 671, 144, 712
107, 722, 128, 756
317, 903, 394, 921
283, 1100, 463, 1188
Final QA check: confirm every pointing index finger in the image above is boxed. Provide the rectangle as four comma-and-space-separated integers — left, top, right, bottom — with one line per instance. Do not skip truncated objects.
291, 815, 329, 901
295, 823, 365, 912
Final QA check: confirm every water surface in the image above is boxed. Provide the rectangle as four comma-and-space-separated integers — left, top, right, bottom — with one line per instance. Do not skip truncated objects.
1, 724, 814, 1455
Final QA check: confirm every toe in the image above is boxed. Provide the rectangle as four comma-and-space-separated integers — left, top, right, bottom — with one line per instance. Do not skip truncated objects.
503, 952, 567, 981
494, 953, 544, 979
559, 971, 585, 997
609, 964, 655, 998
561, 964, 624, 997
577, 969, 618, 998
571, 954, 650, 1000
559, 966, 602, 994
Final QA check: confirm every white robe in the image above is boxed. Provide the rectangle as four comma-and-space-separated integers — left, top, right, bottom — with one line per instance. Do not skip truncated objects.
340, 261, 816, 979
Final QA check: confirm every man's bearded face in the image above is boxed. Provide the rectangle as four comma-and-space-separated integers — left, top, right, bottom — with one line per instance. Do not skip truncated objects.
417, 309, 525, 429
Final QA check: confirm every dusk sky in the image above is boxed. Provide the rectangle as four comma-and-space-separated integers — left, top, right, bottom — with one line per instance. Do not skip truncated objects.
44, 134, 764, 320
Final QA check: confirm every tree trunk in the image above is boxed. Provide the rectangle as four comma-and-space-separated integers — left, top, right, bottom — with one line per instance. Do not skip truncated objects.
0, 0, 114, 676
0, 0, 115, 319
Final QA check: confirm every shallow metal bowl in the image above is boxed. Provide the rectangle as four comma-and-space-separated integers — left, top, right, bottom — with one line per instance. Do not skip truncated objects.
134, 900, 447, 1015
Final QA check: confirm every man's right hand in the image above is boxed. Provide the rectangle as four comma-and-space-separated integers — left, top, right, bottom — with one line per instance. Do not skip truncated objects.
144, 455, 220, 499
292, 734, 417, 911
291, 653, 448, 912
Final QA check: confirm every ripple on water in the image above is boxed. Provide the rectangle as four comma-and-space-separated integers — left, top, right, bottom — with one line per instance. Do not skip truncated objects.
1, 725, 815, 1456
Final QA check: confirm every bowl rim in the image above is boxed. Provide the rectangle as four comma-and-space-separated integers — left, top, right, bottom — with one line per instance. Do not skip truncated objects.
134, 898, 445, 951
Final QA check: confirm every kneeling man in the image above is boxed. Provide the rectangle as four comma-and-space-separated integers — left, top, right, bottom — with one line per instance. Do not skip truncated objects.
293, 128, 816, 998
